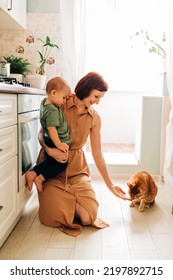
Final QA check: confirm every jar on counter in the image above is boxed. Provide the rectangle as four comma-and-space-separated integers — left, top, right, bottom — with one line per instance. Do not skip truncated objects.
0, 60, 10, 77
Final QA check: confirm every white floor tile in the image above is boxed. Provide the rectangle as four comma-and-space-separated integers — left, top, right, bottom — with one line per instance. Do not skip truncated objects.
102, 219, 130, 259
44, 248, 74, 260
130, 250, 160, 260
122, 208, 156, 251
73, 227, 102, 260
48, 228, 76, 249
152, 234, 173, 259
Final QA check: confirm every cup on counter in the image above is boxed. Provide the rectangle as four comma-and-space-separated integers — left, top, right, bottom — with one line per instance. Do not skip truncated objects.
5, 63, 10, 77
0, 60, 10, 77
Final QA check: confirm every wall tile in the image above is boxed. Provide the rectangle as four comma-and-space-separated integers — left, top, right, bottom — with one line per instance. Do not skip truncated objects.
0, 13, 64, 83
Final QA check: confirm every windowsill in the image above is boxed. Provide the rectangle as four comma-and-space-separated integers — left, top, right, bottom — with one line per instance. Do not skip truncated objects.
108, 89, 158, 95
85, 152, 139, 166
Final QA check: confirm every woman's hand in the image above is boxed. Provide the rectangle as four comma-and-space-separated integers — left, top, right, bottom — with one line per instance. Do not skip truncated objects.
112, 186, 131, 201
46, 147, 69, 163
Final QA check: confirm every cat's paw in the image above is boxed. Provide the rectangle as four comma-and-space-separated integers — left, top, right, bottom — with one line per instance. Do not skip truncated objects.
145, 204, 150, 209
138, 207, 145, 212
130, 202, 135, 207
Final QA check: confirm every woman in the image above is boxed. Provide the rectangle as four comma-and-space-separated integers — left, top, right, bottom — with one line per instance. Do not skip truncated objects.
38, 72, 130, 236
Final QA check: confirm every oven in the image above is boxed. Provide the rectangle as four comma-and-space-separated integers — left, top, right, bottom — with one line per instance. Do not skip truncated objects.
18, 94, 41, 191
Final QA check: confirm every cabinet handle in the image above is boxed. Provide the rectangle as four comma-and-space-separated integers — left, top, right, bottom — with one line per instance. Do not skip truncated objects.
0, 206, 3, 211
7, 0, 12, 11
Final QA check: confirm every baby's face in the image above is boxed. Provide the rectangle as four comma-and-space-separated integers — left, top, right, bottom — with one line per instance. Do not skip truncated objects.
53, 87, 70, 106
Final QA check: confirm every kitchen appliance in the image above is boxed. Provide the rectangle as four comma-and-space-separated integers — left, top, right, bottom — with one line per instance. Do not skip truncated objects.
18, 94, 41, 190
0, 77, 30, 87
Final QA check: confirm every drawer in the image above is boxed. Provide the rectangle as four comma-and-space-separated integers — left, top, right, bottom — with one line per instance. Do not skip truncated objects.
0, 156, 18, 242
0, 125, 17, 165
0, 94, 17, 128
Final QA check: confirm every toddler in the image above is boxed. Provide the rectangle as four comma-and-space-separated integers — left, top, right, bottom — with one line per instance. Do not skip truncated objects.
25, 77, 71, 192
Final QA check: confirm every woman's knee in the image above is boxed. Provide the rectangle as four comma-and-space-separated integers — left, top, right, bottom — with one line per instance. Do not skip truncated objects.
80, 215, 91, 226
75, 202, 92, 225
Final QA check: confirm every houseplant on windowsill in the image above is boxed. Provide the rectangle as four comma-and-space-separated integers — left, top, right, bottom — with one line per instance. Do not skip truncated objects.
130, 30, 168, 95
130, 30, 166, 71
4, 55, 31, 82
27, 36, 59, 89
130, 30, 166, 59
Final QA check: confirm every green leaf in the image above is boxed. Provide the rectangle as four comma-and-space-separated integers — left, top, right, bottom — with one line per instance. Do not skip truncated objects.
36, 36, 59, 74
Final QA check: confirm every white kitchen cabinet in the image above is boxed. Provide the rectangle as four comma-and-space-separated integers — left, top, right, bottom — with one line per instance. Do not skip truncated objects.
0, 0, 7, 9
0, 94, 17, 129
0, 88, 45, 248
0, 94, 18, 247
0, 125, 17, 165
0, 0, 26, 30
0, 156, 18, 247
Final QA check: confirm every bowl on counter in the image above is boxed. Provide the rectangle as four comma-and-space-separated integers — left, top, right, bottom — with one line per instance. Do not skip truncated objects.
26, 74, 47, 90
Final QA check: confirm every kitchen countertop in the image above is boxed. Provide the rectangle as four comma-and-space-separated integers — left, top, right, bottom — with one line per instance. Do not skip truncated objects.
0, 83, 46, 95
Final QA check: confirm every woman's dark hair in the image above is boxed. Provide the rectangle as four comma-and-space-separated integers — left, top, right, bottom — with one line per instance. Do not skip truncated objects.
74, 72, 108, 100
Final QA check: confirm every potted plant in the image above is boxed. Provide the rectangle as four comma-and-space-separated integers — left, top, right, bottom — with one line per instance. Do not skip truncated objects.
130, 30, 168, 96
130, 30, 166, 59
4, 55, 31, 82
37, 35, 59, 75
27, 36, 59, 89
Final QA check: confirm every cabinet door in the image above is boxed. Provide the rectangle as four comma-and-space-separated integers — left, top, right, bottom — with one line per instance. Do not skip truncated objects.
0, 0, 7, 10
0, 125, 17, 165
0, 0, 26, 30
0, 156, 18, 247
8, 0, 26, 29
0, 94, 17, 129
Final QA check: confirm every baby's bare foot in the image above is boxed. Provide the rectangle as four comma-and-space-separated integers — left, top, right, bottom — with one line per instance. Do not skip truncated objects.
34, 175, 45, 192
25, 170, 37, 191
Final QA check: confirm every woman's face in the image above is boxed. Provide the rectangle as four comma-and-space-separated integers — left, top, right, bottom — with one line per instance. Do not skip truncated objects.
83, 89, 105, 108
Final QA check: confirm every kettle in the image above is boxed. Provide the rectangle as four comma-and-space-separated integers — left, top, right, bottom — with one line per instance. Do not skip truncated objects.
0, 60, 10, 77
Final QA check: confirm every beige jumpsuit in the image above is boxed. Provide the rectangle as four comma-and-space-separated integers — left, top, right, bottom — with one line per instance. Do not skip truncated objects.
38, 95, 109, 236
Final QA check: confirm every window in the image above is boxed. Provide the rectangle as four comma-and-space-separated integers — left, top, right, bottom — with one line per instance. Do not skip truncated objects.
60, 0, 167, 166
84, 0, 166, 92
81, 0, 166, 164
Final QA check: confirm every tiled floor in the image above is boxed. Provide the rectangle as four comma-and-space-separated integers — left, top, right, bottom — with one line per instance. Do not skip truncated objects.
0, 178, 173, 260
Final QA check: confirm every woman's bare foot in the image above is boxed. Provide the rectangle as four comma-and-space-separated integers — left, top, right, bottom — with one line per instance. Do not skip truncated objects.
25, 170, 37, 191
34, 174, 45, 192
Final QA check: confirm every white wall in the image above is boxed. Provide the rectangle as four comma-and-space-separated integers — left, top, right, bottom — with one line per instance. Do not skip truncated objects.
89, 95, 162, 176
27, 0, 59, 13
93, 91, 141, 144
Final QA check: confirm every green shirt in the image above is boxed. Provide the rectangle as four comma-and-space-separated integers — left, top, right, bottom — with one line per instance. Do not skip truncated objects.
40, 98, 71, 145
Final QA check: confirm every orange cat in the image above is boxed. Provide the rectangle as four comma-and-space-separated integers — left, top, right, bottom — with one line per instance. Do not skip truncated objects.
127, 171, 158, 212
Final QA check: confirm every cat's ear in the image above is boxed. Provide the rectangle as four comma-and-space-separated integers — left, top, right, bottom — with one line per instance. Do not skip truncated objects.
127, 182, 135, 188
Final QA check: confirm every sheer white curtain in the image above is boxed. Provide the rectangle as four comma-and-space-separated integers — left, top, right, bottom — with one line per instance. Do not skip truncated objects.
60, 0, 115, 90
60, 0, 164, 92
70, 0, 165, 92
164, 0, 173, 186
60, 0, 86, 90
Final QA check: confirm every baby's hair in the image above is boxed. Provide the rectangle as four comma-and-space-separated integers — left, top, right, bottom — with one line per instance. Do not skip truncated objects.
46, 77, 70, 94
